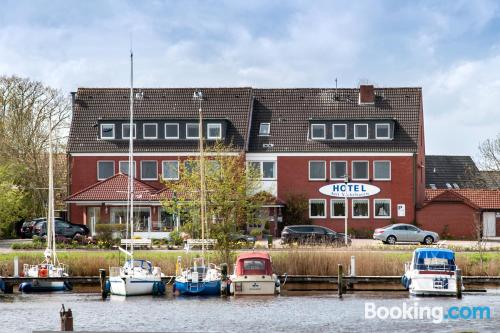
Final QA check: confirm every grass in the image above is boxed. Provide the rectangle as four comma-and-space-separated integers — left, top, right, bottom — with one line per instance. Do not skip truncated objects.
1, 250, 499, 277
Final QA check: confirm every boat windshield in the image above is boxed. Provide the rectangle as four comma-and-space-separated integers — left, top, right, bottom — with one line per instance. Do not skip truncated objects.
241, 259, 269, 275
124, 260, 153, 273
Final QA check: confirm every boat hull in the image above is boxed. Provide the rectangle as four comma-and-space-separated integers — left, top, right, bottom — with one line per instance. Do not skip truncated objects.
405, 272, 460, 297
174, 280, 221, 296
230, 276, 279, 295
109, 275, 162, 296
19, 280, 70, 292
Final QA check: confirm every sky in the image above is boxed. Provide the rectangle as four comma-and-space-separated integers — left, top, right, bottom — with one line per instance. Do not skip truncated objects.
0, 0, 499, 160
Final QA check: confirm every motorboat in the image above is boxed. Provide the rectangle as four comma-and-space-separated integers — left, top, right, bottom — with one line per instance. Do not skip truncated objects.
229, 252, 280, 295
174, 257, 221, 296
402, 248, 462, 296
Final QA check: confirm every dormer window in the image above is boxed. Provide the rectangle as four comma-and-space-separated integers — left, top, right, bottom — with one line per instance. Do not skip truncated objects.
186, 123, 199, 139
311, 124, 325, 140
354, 124, 368, 140
333, 124, 347, 139
259, 123, 270, 136
375, 123, 390, 139
122, 123, 136, 139
207, 123, 222, 140
143, 123, 157, 139
100, 124, 115, 139
165, 123, 179, 139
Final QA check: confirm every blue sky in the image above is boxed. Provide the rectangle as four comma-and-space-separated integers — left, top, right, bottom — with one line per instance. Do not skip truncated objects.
1, 0, 499, 160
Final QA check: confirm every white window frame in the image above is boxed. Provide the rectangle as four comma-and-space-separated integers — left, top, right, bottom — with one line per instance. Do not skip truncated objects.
311, 124, 326, 140
309, 160, 326, 180
165, 123, 179, 139
186, 123, 199, 139
352, 199, 369, 219
354, 124, 369, 140
374, 199, 391, 219
330, 161, 348, 180
100, 124, 115, 139
143, 123, 158, 139
121, 123, 136, 139
259, 123, 270, 136
375, 123, 391, 139
162, 160, 179, 180
309, 199, 326, 219
207, 123, 222, 140
261, 161, 277, 180
373, 160, 391, 181
119, 161, 136, 178
332, 124, 347, 140
330, 199, 346, 218
97, 160, 115, 180
140, 160, 158, 180
351, 160, 369, 180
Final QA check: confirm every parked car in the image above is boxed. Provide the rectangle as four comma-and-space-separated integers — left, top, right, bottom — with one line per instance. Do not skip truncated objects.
34, 219, 89, 239
229, 233, 256, 247
373, 224, 439, 245
281, 225, 351, 246
20, 218, 46, 238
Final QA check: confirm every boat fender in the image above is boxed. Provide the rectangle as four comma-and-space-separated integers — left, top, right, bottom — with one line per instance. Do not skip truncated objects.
19, 282, 32, 293
153, 281, 165, 295
104, 280, 111, 294
0, 280, 5, 293
63, 281, 73, 291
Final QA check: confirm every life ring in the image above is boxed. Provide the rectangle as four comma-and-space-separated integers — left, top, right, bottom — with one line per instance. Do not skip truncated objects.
38, 268, 48, 278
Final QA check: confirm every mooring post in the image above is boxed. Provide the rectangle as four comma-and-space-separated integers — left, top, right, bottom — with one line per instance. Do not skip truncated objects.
220, 263, 229, 296
338, 264, 343, 298
99, 269, 107, 300
350, 256, 356, 277
60, 304, 74, 331
14, 256, 19, 277
456, 268, 462, 299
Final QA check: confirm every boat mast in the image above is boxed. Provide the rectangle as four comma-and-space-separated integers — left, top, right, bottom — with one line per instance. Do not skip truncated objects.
194, 91, 206, 258
128, 49, 135, 261
46, 113, 57, 266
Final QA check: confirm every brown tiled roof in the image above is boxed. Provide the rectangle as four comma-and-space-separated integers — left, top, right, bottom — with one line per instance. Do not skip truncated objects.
425, 189, 500, 210
68, 88, 253, 153
249, 87, 422, 152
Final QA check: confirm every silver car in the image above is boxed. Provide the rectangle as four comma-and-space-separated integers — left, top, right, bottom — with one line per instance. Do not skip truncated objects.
373, 224, 439, 245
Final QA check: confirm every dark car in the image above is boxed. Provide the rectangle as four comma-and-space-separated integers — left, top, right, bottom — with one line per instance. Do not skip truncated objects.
281, 225, 351, 246
229, 233, 256, 246
34, 219, 89, 239
20, 218, 46, 238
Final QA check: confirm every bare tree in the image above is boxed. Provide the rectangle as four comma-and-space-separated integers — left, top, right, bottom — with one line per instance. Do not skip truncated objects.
478, 133, 500, 171
0, 75, 71, 217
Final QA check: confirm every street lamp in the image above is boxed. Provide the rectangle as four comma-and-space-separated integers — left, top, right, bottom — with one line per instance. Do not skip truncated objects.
344, 174, 349, 246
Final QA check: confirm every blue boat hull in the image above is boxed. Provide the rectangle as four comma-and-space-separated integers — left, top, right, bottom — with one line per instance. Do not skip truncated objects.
174, 280, 221, 296
19, 281, 72, 293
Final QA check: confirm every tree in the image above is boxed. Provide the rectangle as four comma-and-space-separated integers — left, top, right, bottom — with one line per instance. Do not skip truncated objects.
161, 143, 265, 263
0, 75, 71, 218
478, 133, 500, 171
0, 163, 28, 237
282, 192, 310, 226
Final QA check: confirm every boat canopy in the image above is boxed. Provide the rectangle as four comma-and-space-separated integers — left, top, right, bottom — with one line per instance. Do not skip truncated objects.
413, 248, 456, 271
124, 259, 153, 273
414, 248, 455, 260
235, 252, 272, 276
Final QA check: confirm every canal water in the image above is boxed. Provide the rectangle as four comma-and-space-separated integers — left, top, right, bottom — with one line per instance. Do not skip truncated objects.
0, 291, 498, 332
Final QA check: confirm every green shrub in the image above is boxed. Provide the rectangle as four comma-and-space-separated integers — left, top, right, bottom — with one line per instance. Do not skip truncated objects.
250, 229, 262, 238
169, 230, 184, 246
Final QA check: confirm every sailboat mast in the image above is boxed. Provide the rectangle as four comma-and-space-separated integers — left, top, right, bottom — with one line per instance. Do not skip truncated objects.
128, 50, 135, 261
197, 94, 206, 257
47, 113, 57, 265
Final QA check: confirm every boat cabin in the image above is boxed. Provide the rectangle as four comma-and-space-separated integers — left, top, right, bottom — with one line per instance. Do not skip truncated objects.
412, 248, 456, 272
235, 252, 273, 276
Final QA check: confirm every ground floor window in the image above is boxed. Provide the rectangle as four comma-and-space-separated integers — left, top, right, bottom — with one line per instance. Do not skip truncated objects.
374, 199, 391, 218
352, 199, 369, 218
86, 207, 101, 235
330, 199, 346, 218
159, 208, 179, 231
110, 207, 151, 232
309, 199, 326, 218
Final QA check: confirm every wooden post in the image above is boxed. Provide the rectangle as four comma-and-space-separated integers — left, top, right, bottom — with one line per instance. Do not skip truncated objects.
60, 304, 74, 331
350, 256, 356, 277
338, 264, 343, 298
456, 268, 462, 299
99, 269, 107, 300
14, 256, 19, 277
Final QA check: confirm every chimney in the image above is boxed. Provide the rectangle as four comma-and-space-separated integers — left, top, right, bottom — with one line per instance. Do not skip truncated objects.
70, 92, 76, 107
359, 85, 375, 104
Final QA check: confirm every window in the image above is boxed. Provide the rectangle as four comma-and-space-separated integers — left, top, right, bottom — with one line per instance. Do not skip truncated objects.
259, 123, 270, 136
184, 160, 199, 174
354, 124, 368, 139
186, 123, 199, 139
374, 161, 391, 180
119, 161, 136, 177
141, 161, 158, 180
311, 124, 326, 139
100, 124, 115, 139
352, 199, 369, 218
247, 161, 276, 180
376, 123, 390, 139
352, 161, 369, 180
165, 123, 179, 139
309, 199, 326, 218
331, 199, 346, 218
330, 161, 347, 180
122, 123, 136, 139
309, 161, 326, 180
207, 123, 222, 140
162, 161, 179, 180
333, 124, 347, 139
143, 123, 157, 139
374, 199, 391, 218
206, 160, 221, 176
97, 161, 114, 180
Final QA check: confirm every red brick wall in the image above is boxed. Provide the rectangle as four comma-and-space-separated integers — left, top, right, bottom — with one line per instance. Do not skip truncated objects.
277, 155, 417, 235
416, 202, 477, 239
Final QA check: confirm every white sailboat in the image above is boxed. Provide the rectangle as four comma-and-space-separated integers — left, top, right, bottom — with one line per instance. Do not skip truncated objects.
108, 50, 163, 296
19, 115, 70, 292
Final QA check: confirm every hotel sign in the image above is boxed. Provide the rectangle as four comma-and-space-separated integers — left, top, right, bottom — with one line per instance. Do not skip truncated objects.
319, 183, 381, 198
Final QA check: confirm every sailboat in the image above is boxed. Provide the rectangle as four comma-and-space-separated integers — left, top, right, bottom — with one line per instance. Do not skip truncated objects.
173, 90, 222, 296
19, 115, 71, 292
108, 51, 163, 296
